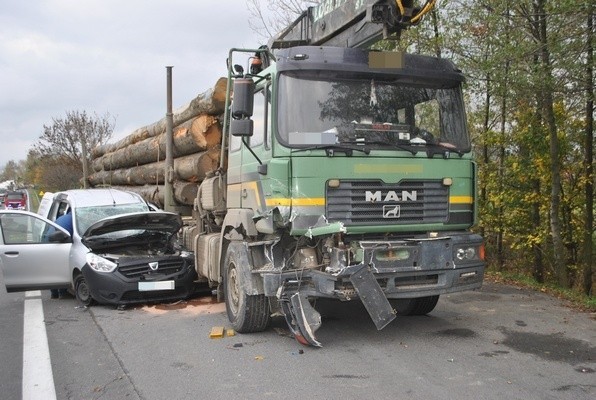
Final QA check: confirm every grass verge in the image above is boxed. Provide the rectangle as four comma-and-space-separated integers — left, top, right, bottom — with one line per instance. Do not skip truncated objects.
485, 270, 596, 312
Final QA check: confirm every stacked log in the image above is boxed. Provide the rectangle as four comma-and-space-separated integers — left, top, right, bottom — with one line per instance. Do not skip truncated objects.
89, 78, 227, 207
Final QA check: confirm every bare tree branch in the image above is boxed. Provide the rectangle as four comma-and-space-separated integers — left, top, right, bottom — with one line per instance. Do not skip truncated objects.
35, 110, 115, 166
246, 0, 320, 41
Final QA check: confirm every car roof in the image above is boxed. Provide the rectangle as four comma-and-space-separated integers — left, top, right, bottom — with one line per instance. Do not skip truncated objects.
55, 188, 145, 208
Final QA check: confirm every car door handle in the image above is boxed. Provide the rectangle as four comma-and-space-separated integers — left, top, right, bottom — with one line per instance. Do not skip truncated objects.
4, 251, 19, 256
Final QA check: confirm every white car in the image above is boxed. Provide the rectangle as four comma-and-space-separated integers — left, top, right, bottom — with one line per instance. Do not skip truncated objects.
0, 188, 197, 305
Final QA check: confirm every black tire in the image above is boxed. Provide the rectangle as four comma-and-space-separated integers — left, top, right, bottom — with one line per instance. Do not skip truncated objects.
390, 299, 417, 316
74, 274, 95, 307
390, 295, 439, 316
223, 241, 270, 333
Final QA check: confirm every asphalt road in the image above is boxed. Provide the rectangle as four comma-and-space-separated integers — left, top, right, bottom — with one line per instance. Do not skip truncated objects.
1, 274, 594, 400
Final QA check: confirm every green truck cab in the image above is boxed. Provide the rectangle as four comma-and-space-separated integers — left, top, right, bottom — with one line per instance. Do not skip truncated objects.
194, 42, 484, 346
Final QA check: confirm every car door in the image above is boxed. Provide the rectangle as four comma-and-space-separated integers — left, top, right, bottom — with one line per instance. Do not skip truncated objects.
0, 210, 72, 292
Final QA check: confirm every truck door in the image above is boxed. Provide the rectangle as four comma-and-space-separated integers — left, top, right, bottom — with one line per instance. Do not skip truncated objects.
227, 79, 272, 212
240, 81, 272, 213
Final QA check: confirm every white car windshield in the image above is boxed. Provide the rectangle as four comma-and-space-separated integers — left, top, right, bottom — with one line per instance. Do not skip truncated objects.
75, 203, 149, 234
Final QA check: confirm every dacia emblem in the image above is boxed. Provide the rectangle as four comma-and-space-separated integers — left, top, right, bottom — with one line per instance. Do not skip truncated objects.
149, 262, 159, 271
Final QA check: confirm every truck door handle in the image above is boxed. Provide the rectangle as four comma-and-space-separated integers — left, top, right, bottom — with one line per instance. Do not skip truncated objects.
242, 189, 248, 199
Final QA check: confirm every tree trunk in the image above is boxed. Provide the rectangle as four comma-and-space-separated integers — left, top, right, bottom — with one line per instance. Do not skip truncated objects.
110, 182, 198, 207
88, 148, 220, 186
92, 115, 221, 172
583, 3, 594, 295
532, 178, 544, 282
480, 71, 491, 240
92, 78, 227, 157
535, 0, 567, 287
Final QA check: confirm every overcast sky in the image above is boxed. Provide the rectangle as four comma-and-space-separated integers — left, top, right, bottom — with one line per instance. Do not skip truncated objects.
0, 0, 268, 168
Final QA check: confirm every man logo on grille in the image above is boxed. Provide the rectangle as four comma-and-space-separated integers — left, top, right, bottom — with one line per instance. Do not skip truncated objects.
149, 262, 159, 271
383, 205, 400, 218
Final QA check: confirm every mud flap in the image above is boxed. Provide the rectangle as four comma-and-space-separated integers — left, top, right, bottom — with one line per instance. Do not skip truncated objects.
349, 265, 396, 330
281, 292, 322, 347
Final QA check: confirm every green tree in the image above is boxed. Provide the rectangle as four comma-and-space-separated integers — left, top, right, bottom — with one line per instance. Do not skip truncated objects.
0, 160, 27, 186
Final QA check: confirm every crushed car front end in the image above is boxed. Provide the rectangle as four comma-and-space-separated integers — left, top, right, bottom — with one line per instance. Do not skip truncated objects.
81, 211, 197, 305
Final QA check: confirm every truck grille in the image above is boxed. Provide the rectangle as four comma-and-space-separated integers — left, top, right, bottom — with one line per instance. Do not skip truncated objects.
117, 258, 186, 279
326, 180, 448, 226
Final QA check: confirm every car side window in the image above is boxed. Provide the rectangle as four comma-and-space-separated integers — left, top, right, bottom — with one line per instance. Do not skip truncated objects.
0, 213, 53, 244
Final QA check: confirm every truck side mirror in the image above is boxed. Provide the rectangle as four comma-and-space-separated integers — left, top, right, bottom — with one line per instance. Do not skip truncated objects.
232, 78, 255, 118
231, 78, 255, 137
230, 118, 254, 137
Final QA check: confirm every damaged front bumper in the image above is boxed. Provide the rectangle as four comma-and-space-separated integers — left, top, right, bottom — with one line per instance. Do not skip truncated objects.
261, 233, 485, 347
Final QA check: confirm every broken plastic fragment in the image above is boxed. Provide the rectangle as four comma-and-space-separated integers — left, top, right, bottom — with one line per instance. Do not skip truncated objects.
305, 215, 346, 239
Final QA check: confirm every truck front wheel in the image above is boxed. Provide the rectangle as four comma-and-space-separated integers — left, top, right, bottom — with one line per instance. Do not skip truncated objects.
223, 242, 270, 333
391, 295, 439, 316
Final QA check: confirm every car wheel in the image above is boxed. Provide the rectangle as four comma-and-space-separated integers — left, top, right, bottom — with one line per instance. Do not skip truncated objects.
74, 274, 95, 307
223, 241, 270, 333
390, 295, 439, 316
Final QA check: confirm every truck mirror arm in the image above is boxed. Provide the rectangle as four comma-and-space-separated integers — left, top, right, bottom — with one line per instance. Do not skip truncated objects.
242, 137, 263, 166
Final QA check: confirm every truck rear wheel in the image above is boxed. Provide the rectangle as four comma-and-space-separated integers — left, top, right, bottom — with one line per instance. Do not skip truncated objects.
223, 242, 270, 333
391, 295, 439, 316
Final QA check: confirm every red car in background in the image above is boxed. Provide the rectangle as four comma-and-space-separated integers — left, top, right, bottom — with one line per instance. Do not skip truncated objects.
4, 191, 27, 210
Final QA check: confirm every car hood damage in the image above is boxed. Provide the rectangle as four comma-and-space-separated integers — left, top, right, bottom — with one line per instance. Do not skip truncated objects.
81, 211, 182, 252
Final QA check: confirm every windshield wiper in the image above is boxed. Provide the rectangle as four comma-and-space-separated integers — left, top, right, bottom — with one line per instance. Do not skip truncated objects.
292, 144, 370, 157
342, 140, 418, 155
421, 142, 464, 158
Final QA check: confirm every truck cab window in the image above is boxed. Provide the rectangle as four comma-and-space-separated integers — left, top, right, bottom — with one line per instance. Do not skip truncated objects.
229, 129, 241, 153
251, 84, 270, 148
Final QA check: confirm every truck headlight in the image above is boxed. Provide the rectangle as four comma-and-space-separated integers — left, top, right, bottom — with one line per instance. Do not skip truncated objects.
86, 253, 117, 273
454, 244, 485, 262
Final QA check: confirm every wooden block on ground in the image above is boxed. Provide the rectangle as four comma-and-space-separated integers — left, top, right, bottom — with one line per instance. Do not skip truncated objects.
209, 326, 225, 339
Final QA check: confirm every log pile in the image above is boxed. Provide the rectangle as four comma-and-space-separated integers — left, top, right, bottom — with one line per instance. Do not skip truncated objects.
88, 78, 227, 207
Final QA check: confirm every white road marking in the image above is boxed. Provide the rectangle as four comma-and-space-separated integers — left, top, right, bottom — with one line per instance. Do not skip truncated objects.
22, 291, 57, 400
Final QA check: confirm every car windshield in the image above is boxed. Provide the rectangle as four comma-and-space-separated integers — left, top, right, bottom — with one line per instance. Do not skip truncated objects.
277, 72, 470, 151
75, 203, 149, 234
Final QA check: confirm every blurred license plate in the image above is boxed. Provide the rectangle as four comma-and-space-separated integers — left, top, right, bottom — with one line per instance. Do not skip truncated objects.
138, 281, 175, 291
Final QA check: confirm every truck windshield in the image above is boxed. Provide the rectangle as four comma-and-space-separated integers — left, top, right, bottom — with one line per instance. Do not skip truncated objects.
277, 72, 470, 152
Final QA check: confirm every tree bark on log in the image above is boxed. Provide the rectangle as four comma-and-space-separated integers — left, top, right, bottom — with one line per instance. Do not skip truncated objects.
110, 182, 198, 207
92, 77, 227, 158
88, 148, 220, 186
92, 115, 221, 172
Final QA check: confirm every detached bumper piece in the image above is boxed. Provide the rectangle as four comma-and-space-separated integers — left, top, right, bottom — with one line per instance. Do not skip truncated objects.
349, 265, 396, 330
268, 233, 484, 347
281, 292, 323, 347
279, 265, 396, 347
